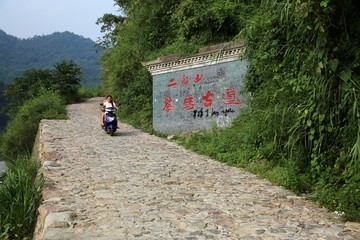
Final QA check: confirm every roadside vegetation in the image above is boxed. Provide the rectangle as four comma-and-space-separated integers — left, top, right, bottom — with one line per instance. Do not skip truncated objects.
98, 0, 359, 221
0, 156, 43, 239
0, 60, 91, 239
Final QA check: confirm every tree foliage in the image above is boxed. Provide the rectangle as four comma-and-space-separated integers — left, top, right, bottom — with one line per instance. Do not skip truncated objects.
51, 60, 83, 103
172, 0, 254, 43
4, 60, 82, 117
96, 13, 125, 48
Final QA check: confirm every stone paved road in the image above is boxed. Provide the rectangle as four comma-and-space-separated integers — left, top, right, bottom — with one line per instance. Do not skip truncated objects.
33, 97, 360, 240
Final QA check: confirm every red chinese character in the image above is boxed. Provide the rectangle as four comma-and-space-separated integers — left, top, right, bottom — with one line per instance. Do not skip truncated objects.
202, 90, 214, 108
222, 88, 241, 105
162, 97, 175, 112
163, 97, 175, 112
181, 75, 189, 86
194, 73, 203, 83
183, 95, 195, 110
168, 78, 177, 88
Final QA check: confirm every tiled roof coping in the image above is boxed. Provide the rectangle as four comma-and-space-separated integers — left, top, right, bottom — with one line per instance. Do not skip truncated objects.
143, 41, 245, 75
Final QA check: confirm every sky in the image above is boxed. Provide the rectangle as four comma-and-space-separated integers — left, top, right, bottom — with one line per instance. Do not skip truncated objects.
0, 0, 120, 41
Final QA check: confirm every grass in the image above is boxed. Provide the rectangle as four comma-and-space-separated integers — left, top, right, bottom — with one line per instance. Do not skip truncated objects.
0, 155, 43, 239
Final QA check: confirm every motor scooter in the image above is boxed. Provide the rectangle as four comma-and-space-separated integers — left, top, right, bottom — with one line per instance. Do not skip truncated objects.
100, 103, 118, 136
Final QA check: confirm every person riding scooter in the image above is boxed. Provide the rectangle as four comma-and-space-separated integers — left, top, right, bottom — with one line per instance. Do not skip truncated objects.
101, 95, 119, 127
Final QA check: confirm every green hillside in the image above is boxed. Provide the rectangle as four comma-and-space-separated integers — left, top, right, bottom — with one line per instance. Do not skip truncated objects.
0, 30, 101, 87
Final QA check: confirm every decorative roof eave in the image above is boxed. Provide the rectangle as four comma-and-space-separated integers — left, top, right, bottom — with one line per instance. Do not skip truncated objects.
143, 41, 246, 76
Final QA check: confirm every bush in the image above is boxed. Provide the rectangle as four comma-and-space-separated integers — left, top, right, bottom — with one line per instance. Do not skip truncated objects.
0, 91, 67, 160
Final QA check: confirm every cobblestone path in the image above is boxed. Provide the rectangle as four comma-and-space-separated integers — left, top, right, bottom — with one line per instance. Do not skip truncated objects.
33, 97, 360, 240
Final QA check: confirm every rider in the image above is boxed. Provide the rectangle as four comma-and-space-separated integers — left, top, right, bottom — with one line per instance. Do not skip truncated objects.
101, 95, 119, 127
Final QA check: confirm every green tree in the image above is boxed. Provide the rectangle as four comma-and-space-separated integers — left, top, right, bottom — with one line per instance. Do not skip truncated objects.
52, 60, 82, 103
172, 0, 254, 44
4, 69, 53, 117
96, 13, 125, 48
4, 60, 82, 116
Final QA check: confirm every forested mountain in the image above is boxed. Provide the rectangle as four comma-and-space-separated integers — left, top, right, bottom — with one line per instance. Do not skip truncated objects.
0, 30, 101, 87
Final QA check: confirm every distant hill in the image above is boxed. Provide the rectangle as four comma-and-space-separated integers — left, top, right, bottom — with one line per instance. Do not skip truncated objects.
0, 30, 102, 87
